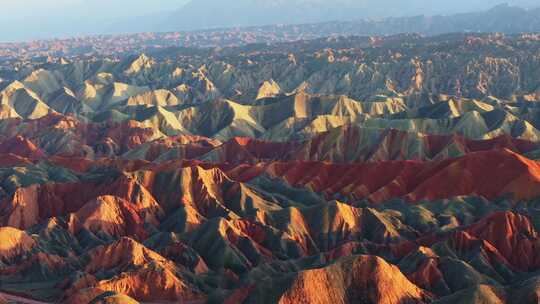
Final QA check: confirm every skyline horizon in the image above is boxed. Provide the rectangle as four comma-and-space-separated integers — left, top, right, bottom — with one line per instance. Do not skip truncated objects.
1, 0, 538, 43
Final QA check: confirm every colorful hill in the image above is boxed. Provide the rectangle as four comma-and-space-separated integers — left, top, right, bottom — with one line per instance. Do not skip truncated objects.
1, 33, 540, 303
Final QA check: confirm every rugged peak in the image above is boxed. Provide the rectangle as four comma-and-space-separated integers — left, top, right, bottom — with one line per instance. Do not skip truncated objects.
85, 237, 171, 274
125, 53, 154, 75
256, 79, 281, 100
67, 195, 148, 239
0, 227, 36, 261
277, 255, 430, 304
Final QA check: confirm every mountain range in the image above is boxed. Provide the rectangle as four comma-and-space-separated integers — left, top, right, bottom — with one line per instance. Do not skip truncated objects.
1, 32, 540, 303
161, 0, 538, 30
1, 1, 539, 41
116, 2, 540, 35
3, 4, 540, 62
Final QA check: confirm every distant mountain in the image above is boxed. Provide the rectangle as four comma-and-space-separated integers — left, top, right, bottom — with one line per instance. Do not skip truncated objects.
110, 3, 540, 38
160, 0, 362, 31
156, 0, 537, 32
281, 4, 540, 37
1, 0, 538, 41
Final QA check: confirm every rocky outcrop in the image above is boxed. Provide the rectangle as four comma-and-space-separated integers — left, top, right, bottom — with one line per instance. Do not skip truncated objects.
276, 255, 431, 304
0, 227, 36, 261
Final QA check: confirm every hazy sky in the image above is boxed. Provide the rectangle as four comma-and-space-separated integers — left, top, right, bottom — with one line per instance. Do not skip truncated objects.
2, 0, 185, 19
0, 0, 189, 41
0, 0, 538, 42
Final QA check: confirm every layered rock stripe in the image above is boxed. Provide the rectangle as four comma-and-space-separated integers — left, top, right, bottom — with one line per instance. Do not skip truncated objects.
1, 33, 540, 303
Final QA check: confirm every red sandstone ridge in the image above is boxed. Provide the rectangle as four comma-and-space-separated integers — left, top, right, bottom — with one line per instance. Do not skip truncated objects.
2, 149, 538, 234
203, 137, 300, 163
0, 153, 34, 167
423, 133, 540, 158
406, 149, 540, 201
61, 237, 206, 304
461, 211, 540, 271
84, 237, 175, 274
65, 266, 206, 304
130, 135, 218, 161
0, 176, 163, 230
277, 255, 431, 304
67, 196, 149, 240
102, 120, 159, 152
266, 149, 540, 203
0, 185, 41, 230
196, 129, 540, 164
0, 136, 45, 159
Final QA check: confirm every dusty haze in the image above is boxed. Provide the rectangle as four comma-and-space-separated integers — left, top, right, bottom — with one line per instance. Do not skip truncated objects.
0, 0, 537, 41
